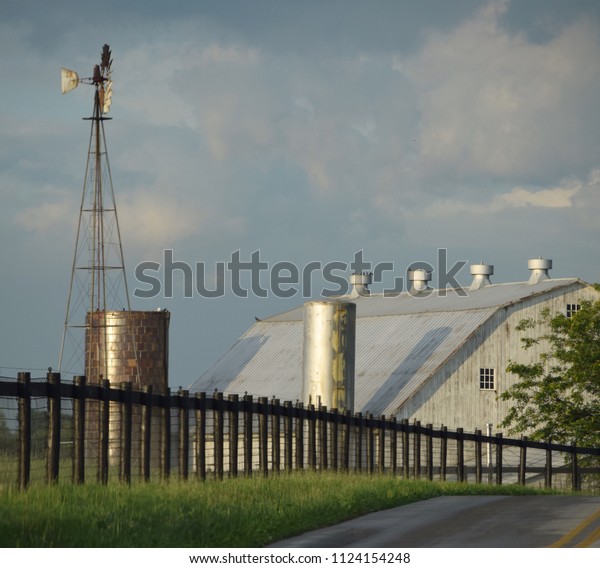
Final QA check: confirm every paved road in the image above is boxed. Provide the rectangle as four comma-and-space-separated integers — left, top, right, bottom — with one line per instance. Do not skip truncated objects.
269, 496, 600, 548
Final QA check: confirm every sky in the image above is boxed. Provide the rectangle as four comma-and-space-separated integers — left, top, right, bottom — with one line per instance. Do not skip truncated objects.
1, 0, 599, 387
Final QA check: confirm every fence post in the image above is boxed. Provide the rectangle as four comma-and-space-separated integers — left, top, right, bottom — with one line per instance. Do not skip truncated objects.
295, 402, 304, 471
257, 397, 269, 476
271, 399, 280, 474
47, 372, 61, 485
283, 401, 293, 472
413, 420, 421, 479
474, 428, 482, 484
366, 414, 374, 474
308, 404, 317, 471
486, 423, 493, 484
161, 387, 171, 480
258, 397, 269, 475
178, 389, 190, 481
331, 408, 339, 472
401, 418, 410, 478
99, 378, 110, 484
390, 416, 397, 475
571, 441, 580, 491
195, 392, 206, 480
214, 391, 224, 480
141, 385, 153, 482
495, 433, 503, 485
229, 394, 239, 477
518, 435, 527, 486
17, 372, 31, 490
456, 427, 464, 483
243, 394, 253, 477
73, 376, 86, 485
545, 438, 552, 489
440, 425, 447, 481
425, 424, 433, 480
378, 416, 386, 473
319, 404, 328, 471
342, 410, 351, 471
355, 412, 363, 472
120, 382, 133, 485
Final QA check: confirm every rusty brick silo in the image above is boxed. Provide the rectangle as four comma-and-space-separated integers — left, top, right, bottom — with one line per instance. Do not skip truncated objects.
85, 309, 170, 390
85, 309, 170, 468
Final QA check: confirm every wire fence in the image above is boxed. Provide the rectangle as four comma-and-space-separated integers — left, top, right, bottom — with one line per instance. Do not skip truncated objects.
1, 372, 599, 490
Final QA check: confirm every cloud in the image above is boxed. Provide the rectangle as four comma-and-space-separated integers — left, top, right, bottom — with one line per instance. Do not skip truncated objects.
117, 189, 247, 253
108, 30, 420, 251
500, 186, 579, 209
16, 199, 74, 233
397, 0, 600, 183
423, 169, 600, 220
571, 168, 600, 231
424, 180, 581, 217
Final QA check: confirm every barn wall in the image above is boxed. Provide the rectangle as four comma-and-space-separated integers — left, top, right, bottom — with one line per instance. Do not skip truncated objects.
398, 282, 599, 432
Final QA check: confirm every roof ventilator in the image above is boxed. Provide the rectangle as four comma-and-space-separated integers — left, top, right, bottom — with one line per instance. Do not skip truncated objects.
348, 273, 372, 298
408, 268, 432, 293
469, 263, 493, 291
528, 258, 552, 285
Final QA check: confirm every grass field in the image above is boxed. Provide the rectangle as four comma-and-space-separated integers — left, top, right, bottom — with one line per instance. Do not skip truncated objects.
0, 472, 563, 547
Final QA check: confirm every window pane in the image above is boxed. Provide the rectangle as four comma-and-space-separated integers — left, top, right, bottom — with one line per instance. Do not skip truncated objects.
479, 368, 495, 390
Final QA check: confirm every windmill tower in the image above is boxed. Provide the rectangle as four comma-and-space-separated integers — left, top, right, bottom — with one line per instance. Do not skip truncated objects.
58, 45, 169, 392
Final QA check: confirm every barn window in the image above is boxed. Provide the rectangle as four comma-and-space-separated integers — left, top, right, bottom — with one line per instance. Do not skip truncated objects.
479, 368, 495, 390
566, 304, 581, 318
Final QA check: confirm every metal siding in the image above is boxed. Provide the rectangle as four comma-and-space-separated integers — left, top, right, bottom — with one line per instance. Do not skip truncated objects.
352, 310, 497, 416
404, 284, 600, 430
189, 280, 598, 430
190, 308, 496, 415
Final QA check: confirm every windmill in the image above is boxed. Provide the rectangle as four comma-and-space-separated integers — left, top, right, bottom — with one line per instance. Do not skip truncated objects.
58, 44, 141, 384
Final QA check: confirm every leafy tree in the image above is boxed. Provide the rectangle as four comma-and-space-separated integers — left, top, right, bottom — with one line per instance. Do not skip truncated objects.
500, 296, 600, 451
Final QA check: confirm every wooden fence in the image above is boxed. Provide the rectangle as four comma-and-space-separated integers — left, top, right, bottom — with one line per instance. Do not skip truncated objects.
0, 372, 598, 490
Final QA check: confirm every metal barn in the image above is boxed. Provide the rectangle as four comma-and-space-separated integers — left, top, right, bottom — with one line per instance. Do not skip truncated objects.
189, 260, 599, 432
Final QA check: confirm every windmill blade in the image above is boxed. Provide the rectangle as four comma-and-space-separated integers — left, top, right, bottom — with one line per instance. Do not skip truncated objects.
101, 44, 112, 74
102, 80, 113, 114
100, 44, 113, 113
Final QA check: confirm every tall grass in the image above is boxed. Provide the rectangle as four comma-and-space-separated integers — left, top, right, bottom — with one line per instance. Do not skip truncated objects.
0, 472, 561, 547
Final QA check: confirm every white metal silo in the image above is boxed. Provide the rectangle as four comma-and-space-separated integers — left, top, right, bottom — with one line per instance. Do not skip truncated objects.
302, 301, 356, 412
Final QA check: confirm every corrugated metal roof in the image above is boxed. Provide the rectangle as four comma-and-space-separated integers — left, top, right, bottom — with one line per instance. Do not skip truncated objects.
196, 321, 304, 404
189, 278, 587, 414
265, 278, 582, 320
190, 308, 496, 414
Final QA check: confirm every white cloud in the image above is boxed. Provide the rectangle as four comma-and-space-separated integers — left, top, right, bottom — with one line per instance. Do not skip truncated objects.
118, 192, 201, 247
16, 199, 74, 233
397, 1, 600, 181
423, 170, 598, 218
500, 186, 578, 209
117, 190, 247, 254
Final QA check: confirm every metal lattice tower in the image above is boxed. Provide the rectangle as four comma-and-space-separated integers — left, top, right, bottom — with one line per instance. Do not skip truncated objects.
58, 45, 139, 383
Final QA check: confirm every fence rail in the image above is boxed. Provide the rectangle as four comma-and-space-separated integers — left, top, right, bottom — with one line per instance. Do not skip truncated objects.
0, 373, 599, 490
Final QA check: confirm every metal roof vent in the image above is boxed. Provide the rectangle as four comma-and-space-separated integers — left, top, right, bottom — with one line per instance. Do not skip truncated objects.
469, 263, 494, 291
348, 272, 371, 298
408, 268, 431, 293
528, 258, 552, 285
